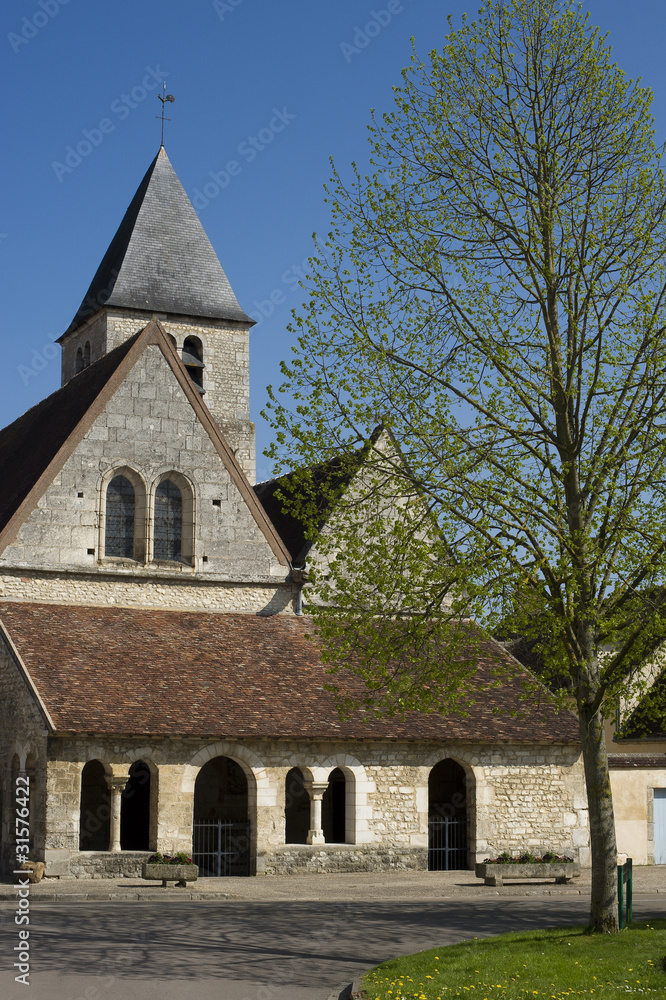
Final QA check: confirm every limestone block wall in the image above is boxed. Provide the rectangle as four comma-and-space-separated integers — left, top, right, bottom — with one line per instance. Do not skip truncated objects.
42, 735, 587, 878
473, 748, 590, 864
0, 639, 49, 876
0, 345, 285, 582
60, 312, 108, 383
62, 308, 256, 481
0, 568, 295, 615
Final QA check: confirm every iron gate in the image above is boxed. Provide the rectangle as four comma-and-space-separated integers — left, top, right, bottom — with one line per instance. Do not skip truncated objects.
428, 817, 468, 871
192, 820, 251, 876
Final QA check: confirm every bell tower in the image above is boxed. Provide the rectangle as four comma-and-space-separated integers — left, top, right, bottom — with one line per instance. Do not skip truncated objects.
57, 147, 257, 481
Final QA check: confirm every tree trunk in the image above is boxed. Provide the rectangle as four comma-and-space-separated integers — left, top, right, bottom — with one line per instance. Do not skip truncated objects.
579, 704, 619, 932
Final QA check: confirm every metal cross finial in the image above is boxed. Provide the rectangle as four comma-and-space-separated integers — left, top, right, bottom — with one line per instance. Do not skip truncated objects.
157, 83, 175, 146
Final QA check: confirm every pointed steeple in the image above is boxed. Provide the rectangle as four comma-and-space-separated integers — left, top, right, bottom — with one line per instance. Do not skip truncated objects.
65, 147, 251, 334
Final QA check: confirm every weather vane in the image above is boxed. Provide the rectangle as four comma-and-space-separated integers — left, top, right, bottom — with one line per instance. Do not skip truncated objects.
157, 83, 175, 146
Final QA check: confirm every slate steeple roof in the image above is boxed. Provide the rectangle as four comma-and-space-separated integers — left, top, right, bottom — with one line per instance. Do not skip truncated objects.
64, 147, 252, 335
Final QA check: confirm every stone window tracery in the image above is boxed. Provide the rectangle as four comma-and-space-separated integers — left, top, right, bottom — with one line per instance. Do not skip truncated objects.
105, 475, 136, 559
154, 479, 183, 561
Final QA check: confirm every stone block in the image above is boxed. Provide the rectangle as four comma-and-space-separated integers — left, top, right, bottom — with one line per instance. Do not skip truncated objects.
21, 860, 45, 882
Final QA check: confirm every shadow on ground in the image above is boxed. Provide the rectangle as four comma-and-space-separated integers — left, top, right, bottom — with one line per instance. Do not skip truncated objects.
0, 897, 619, 988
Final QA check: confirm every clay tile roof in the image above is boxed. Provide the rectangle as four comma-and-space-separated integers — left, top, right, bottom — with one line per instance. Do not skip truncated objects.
64, 147, 251, 335
0, 334, 140, 535
0, 602, 580, 743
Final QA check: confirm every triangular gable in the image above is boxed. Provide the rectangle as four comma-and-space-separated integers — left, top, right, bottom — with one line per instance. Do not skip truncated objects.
254, 426, 385, 564
0, 334, 140, 542
0, 321, 290, 565
254, 426, 423, 568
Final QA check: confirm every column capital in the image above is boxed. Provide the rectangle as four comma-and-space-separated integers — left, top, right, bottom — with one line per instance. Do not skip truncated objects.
105, 775, 128, 792
304, 781, 329, 800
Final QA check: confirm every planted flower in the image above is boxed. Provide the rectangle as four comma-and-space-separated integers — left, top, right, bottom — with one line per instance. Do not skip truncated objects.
476, 851, 579, 886
146, 852, 195, 865
483, 851, 574, 864
143, 851, 198, 886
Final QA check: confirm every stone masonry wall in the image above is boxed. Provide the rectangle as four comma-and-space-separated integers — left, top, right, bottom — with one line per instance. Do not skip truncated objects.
0, 345, 285, 583
42, 736, 588, 877
60, 312, 108, 384
0, 568, 295, 615
0, 638, 49, 877
61, 308, 255, 481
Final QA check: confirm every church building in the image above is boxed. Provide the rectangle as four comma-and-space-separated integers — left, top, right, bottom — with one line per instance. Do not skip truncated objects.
0, 147, 589, 879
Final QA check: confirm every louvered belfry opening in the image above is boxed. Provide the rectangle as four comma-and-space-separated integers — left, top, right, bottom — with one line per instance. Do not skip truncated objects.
182, 335, 205, 392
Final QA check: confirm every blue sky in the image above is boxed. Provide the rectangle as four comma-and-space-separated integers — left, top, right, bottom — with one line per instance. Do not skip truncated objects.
2, 0, 666, 482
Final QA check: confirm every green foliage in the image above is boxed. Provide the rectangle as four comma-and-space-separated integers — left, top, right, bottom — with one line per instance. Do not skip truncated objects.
484, 851, 574, 862
265, 0, 666, 730
146, 852, 194, 865
361, 922, 666, 998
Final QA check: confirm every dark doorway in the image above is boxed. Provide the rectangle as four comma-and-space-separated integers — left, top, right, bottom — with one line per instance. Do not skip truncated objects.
285, 768, 310, 844
322, 768, 346, 843
79, 760, 111, 851
193, 756, 251, 875
428, 758, 469, 870
120, 760, 151, 850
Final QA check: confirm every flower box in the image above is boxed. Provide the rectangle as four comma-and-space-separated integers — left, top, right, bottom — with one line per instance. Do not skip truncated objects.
475, 861, 580, 887
141, 862, 198, 887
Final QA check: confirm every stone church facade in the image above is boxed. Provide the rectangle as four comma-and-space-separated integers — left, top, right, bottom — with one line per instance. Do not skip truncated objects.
0, 147, 589, 879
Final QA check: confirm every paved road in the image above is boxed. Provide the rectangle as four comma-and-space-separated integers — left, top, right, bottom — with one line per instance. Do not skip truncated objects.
1, 894, 665, 1000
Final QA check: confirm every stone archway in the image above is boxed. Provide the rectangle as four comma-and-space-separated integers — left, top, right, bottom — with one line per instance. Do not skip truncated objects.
79, 760, 111, 851
322, 768, 346, 843
285, 767, 310, 845
120, 760, 152, 851
193, 756, 250, 875
428, 758, 470, 870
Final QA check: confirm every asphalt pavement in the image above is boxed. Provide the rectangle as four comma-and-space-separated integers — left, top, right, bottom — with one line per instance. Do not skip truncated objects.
0, 869, 664, 1000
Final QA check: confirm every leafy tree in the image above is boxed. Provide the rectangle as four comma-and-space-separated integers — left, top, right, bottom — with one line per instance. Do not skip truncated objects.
266, 0, 666, 932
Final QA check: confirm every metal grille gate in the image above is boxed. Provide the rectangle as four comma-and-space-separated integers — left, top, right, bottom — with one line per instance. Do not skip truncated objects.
193, 820, 251, 876
428, 817, 468, 871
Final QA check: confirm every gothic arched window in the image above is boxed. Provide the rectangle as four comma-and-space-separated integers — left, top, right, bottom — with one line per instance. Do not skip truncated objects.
154, 479, 183, 561
105, 475, 136, 558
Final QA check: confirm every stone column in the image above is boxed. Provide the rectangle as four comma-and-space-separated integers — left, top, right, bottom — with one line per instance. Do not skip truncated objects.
106, 776, 128, 852
305, 781, 328, 845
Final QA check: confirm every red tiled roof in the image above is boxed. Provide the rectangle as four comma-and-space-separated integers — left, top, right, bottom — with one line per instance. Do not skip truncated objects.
0, 602, 579, 743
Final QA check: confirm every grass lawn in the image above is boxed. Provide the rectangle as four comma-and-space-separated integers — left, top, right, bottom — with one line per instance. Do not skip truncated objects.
361, 921, 666, 998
